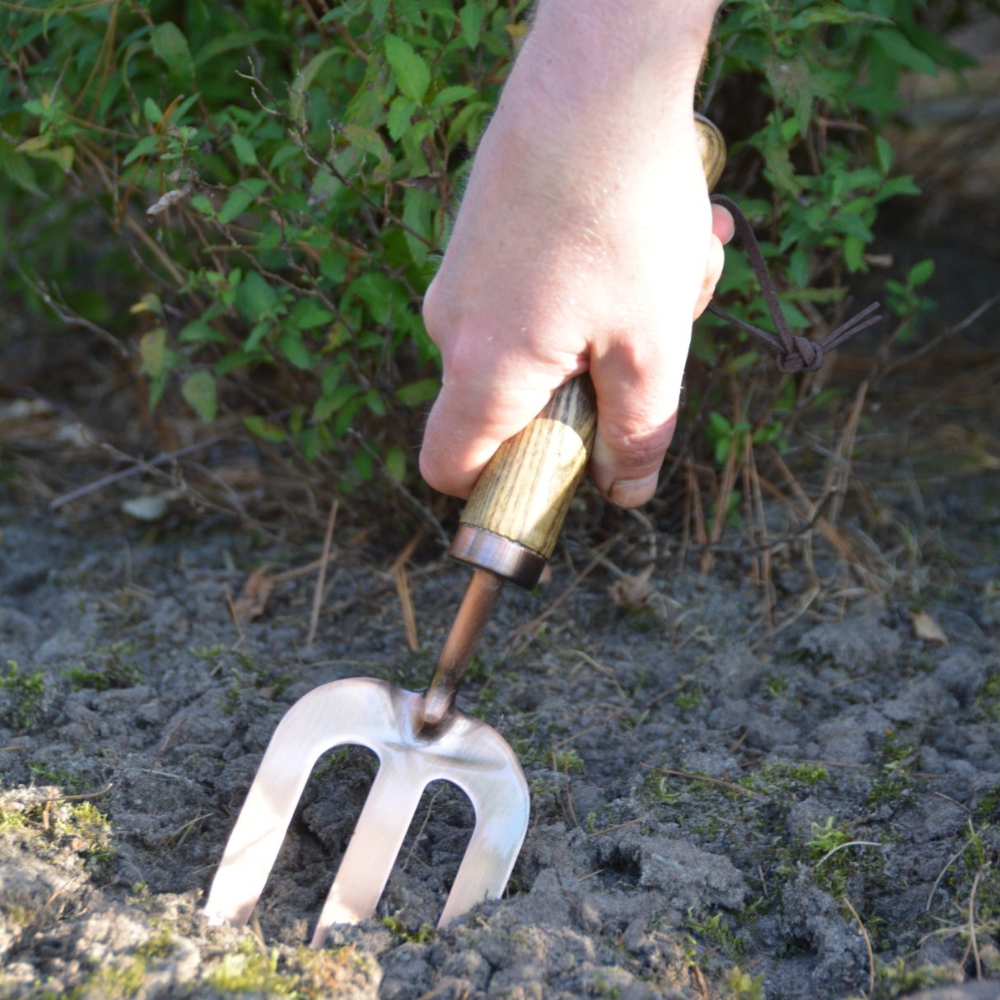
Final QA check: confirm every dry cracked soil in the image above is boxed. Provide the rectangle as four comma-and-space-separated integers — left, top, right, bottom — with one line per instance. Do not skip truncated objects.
0, 382, 999, 1000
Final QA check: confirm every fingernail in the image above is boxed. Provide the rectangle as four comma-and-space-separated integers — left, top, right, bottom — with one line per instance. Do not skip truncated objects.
608, 472, 658, 508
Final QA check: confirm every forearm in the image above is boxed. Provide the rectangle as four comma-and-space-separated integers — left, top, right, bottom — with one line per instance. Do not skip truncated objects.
516, 0, 721, 121
485, 0, 721, 202
419, 0, 727, 503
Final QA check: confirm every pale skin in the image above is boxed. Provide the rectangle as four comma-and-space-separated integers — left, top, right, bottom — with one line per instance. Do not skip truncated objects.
420, 0, 732, 508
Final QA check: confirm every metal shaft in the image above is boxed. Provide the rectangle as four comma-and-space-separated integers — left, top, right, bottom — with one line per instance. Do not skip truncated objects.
420, 569, 504, 729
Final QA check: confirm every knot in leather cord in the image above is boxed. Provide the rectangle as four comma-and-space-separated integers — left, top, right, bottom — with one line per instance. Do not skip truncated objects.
706, 194, 882, 374
777, 337, 823, 374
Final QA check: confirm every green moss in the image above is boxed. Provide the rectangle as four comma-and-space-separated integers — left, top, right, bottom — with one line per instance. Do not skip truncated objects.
207, 940, 300, 996
722, 965, 766, 1000
135, 928, 175, 961
976, 671, 1000, 722
687, 911, 744, 960
64, 641, 141, 692
191, 643, 227, 659
740, 761, 828, 797
674, 685, 704, 713
0, 660, 45, 730
73, 958, 147, 1000
27, 761, 86, 793
864, 957, 955, 999
866, 730, 918, 809
382, 915, 435, 944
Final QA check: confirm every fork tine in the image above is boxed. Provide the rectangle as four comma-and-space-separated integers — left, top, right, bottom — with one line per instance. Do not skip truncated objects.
205, 679, 397, 927
310, 755, 426, 946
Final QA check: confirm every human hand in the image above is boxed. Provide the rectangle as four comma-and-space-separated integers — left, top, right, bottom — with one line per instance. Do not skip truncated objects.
419, 0, 729, 508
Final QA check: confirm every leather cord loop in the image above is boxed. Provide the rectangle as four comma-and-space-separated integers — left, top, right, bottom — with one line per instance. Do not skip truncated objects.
706, 194, 883, 374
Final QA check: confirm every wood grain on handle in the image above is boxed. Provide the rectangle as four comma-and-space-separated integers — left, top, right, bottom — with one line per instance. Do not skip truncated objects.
459, 376, 596, 560
458, 116, 726, 563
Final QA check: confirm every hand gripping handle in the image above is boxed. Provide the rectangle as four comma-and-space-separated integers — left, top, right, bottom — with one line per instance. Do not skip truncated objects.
449, 115, 727, 589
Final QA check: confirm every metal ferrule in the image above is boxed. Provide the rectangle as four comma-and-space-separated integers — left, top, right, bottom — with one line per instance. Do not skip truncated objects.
449, 523, 547, 590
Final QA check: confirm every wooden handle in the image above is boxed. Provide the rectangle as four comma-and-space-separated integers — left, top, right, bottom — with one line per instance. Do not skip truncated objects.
460, 375, 597, 560
457, 116, 726, 567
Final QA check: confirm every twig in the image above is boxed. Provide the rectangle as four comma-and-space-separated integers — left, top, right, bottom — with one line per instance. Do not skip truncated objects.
392, 532, 425, 653
964, 867, 984, 980
926, 839, 974, 913
881, 293, 1000, 378
223, 583, 246, 647
841, 896, 875, 997
506, 535, 621, 655
814, 840, 882, 868
306, 499, 339, 647
49, 433, 231, 511
641, 762, 766, 798
17, 267, 130, 359
346, 429, 450, 551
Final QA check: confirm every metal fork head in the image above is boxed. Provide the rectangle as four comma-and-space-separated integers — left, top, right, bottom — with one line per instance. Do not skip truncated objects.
204, 678, 529, 946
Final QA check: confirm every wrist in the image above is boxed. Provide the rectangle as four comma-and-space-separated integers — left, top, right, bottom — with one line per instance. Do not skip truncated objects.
524, 0, 719, 112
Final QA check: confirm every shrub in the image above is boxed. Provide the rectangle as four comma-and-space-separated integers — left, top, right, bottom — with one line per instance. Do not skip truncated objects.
0, 0, 973, 505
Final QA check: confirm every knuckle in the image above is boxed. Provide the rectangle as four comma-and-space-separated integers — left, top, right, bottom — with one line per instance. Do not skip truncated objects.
610, 419, 676, 472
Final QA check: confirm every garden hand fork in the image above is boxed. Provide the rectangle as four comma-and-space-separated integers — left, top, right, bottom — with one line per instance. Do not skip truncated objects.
205, 115, 726, 945
203, 374, 597, 946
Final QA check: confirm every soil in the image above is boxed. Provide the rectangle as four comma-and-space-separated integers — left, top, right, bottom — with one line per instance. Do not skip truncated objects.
1, 344, 999, 1000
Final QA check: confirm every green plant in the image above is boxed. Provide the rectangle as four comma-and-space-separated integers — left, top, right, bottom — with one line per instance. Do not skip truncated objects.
0, 660, 45, 731
866, 729, 917, 809
4, 0, 528, 491
207, 939, 300, 996
382, 915, 435, 944
687, 911, 745, 960
722, 965, 766, 1000
64, 642, 142, 692
1, 0, 971, 506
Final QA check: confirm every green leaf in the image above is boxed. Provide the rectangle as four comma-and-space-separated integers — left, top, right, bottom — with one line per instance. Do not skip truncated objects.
139, 328, 167, 377
385, 445, 406, 482
269, 144, 301, 171
314, 384, 362, 421
143, 98, 163, 124
235, 272, 279, 321
387, 96, 416, 141
403, 186, 435, 266
244, 415, 286, 442
231, 134, 257, 166
288, 298, 335, 331
908, 259, 935, 288
290, 49, 339, 122
341, 124, 392, 177
459, 2, 484, 48
278, 333, 312, 370
874, 136, 894, 174
182, 370, 217, 423
431, 85, 478, 108
217, 181, 267, 224
365, 389, 386, 416
396, 378, 439, 406
194, 29, 275, 65
872, 29, 939, 76
191, 194, 215, 217
385, 34, 430, 105
217, 187, 255, 224
179, 319, 227, 344
0, 138, 41, 196
123, 135, 160, 167
319, 251, 347, 284
151, 22, 195, 90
